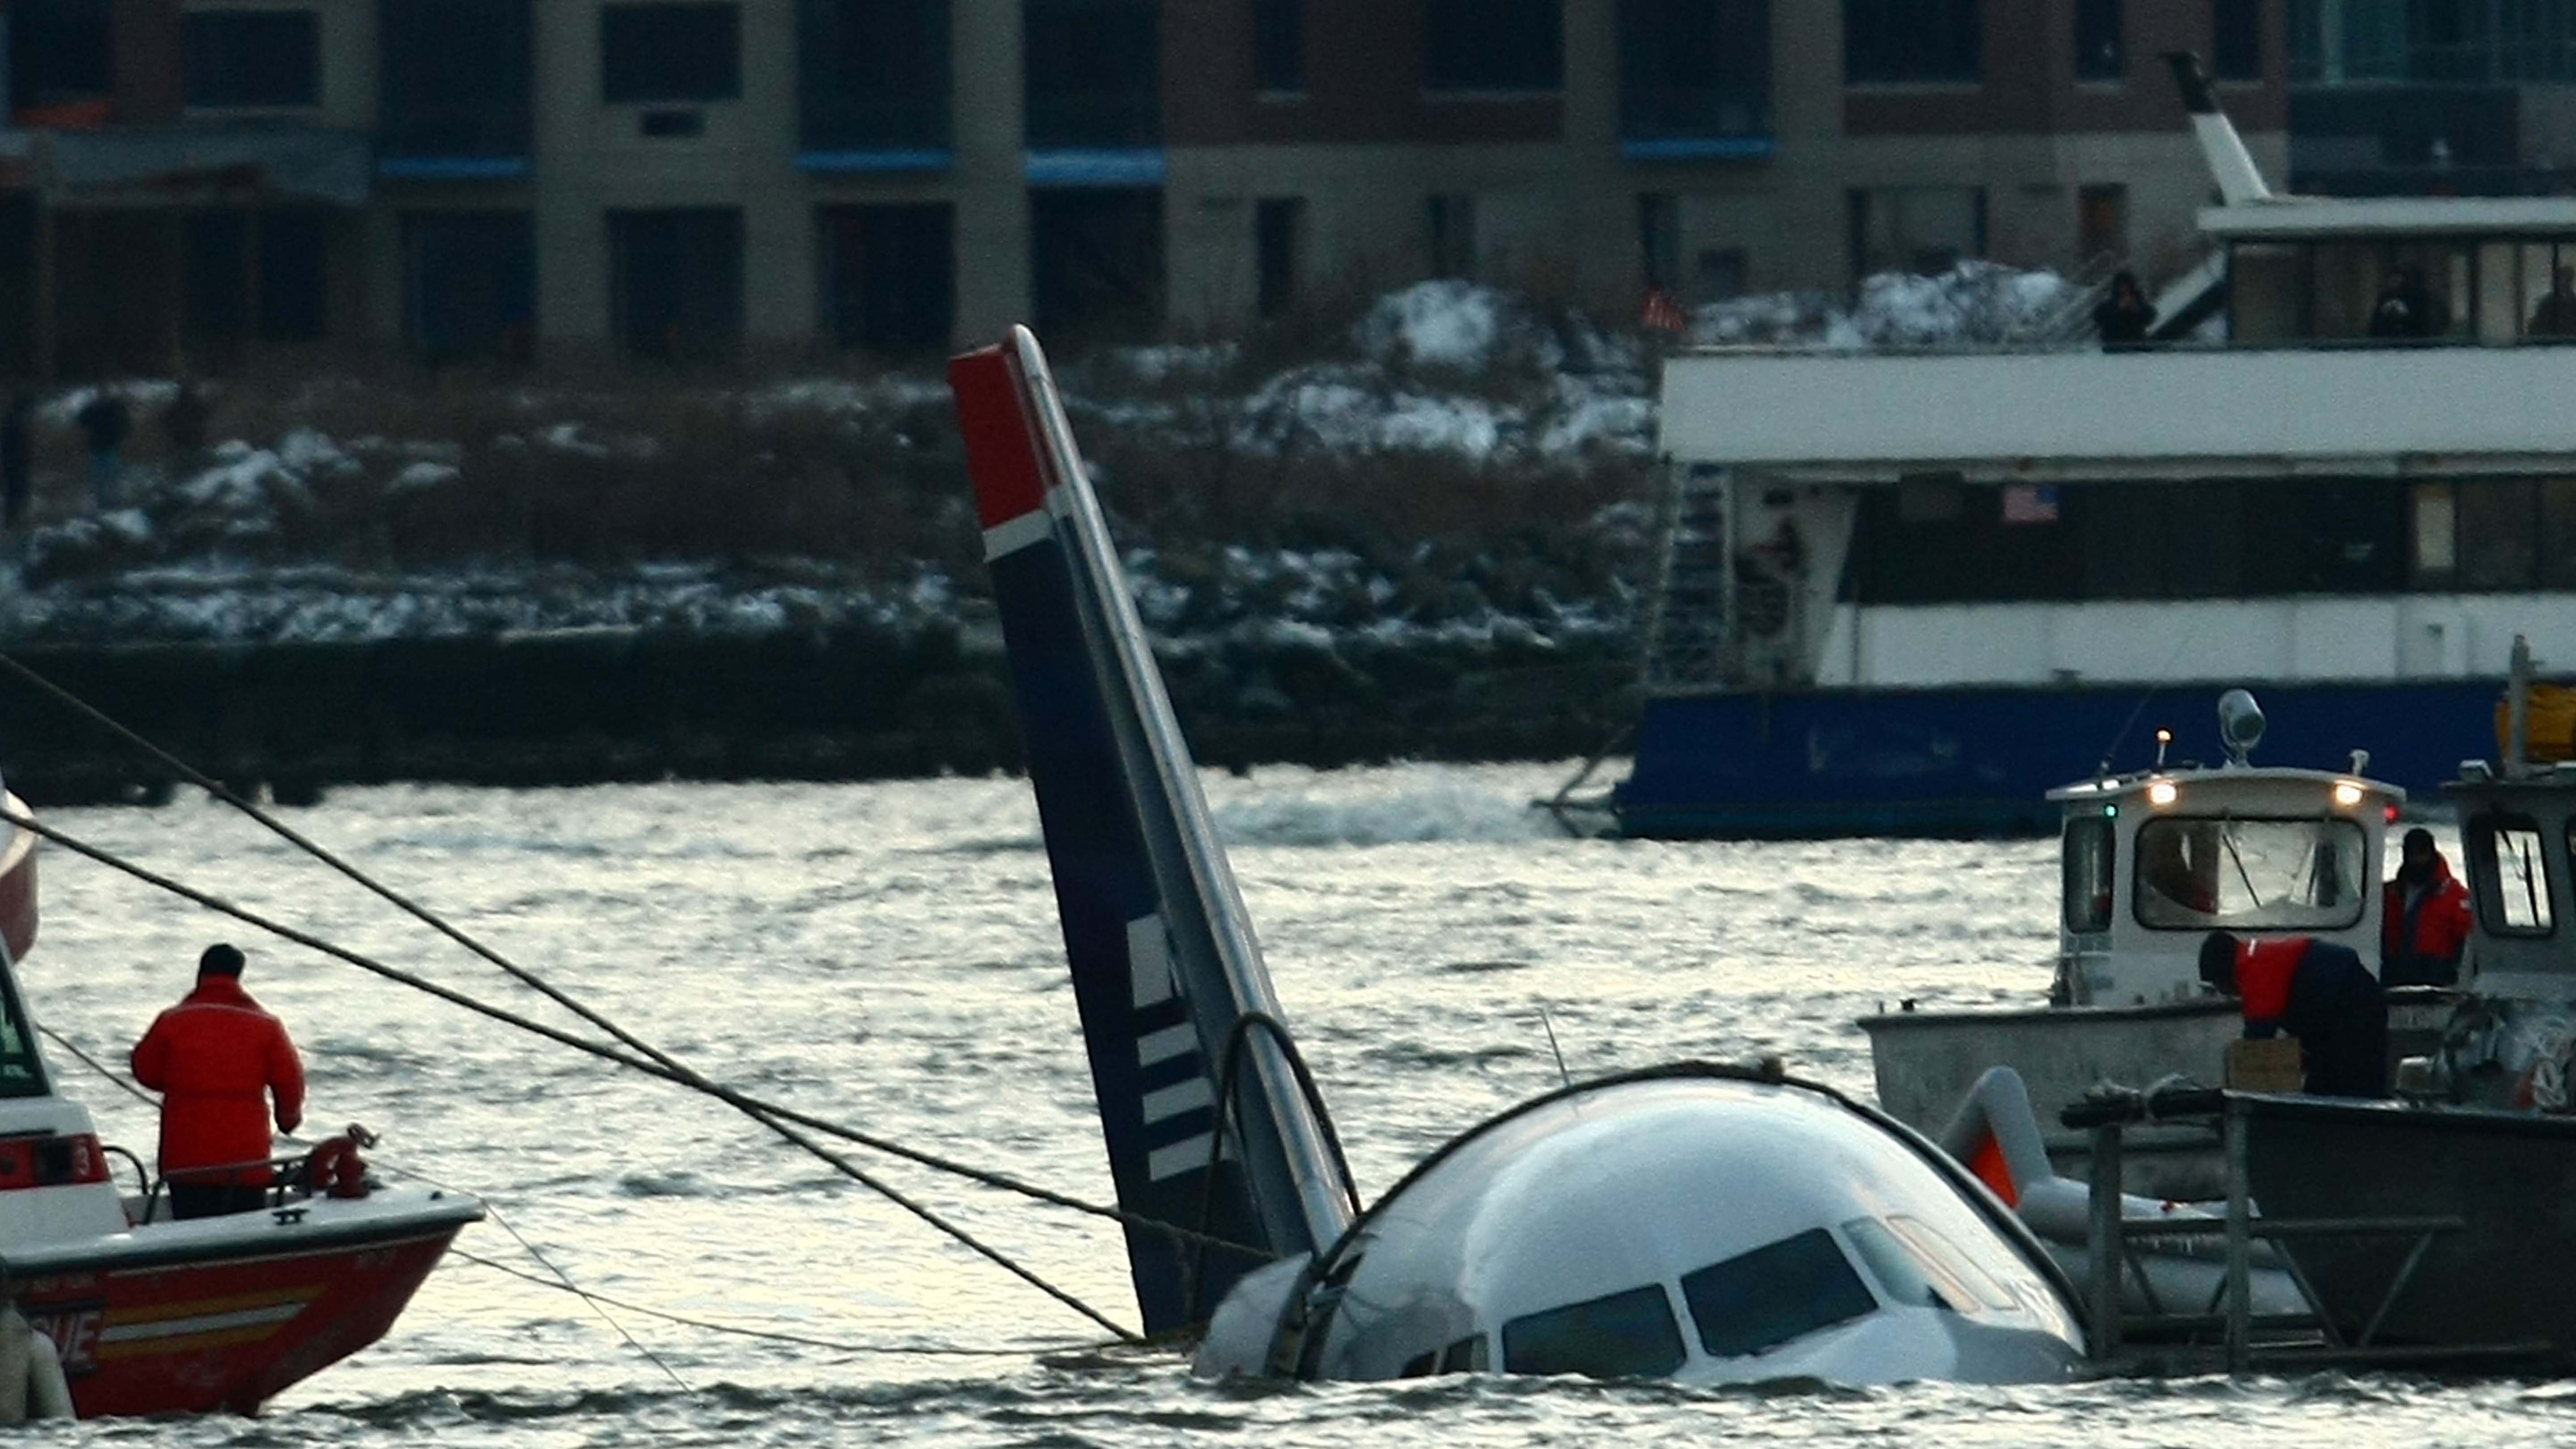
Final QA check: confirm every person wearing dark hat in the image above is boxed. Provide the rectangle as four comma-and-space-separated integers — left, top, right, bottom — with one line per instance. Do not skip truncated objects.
2382, 827, 2471, 987
2199, 931, 2388, 1097
129, 944, 305, 1220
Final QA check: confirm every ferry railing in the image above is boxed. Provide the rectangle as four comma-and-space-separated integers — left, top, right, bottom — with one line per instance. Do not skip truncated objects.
2064, 1087, 2513, 1373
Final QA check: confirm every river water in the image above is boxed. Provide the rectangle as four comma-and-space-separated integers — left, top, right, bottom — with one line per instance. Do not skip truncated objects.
18, 764, 2567, 1445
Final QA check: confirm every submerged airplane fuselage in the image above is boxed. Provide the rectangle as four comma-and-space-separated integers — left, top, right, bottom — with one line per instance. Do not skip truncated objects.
1203, 1066, 2082, 1384
948, 326, 2088, 1387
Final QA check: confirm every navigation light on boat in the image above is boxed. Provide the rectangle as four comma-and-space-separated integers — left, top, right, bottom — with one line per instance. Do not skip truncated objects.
2146, 779, 2178, 808
2385, 804, 2400, 823
2332, 780, 2364, 808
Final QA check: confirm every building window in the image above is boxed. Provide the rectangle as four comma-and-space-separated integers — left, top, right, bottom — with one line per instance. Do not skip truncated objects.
610, 208, 744, 358
602, 3, 741, 104
1849, 186, 1985, 278
819, 203, 954, 352
1639, 192, 1679, 290
2213, 0, 2262, 80
1426, 0, 1562, 92
1253, 0, 1302, 92
1255, 196, 1301, 317
1025, 0, 1158, 147
1619, 0, 1770, 146
381, 0, 533, 162
2077, 183, 2127, 263
404, 211, 536, 363
2074, 0, 2122, 80
183, 10, 321, 108
1844, 0, 1979, 84
1428, 193, 1476, 278
9, 0, 114, 123
1029, 188, 1164, 341
799, 0, 950, 153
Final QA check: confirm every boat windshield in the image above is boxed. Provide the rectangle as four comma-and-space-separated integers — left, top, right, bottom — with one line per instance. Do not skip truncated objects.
2133, 816, 2367, 932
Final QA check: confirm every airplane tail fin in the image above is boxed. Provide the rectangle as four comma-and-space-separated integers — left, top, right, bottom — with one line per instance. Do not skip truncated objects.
1934, 1066, 2058, 1209
2166, 51, 2275, 205
948, 327, 1358, 1336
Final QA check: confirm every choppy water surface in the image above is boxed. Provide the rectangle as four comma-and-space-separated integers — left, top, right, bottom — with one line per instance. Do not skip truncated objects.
21, 766, 2561, 1445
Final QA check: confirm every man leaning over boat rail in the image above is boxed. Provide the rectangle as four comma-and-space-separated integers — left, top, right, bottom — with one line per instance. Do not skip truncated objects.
130, 943, 305, 1219
2199, 932, 2389, 1099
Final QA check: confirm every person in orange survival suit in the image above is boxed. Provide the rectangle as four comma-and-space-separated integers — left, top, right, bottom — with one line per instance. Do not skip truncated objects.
2199, 932, 2388, 1098
130, 943, 305, 1220
2382, 828, 2472, 988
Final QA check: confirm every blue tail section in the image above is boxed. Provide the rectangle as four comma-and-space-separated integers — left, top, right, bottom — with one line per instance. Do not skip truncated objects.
949, 328, 1356, 1335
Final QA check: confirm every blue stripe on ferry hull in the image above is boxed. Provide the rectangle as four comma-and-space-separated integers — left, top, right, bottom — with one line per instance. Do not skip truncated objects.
1612, 680, 2509, 839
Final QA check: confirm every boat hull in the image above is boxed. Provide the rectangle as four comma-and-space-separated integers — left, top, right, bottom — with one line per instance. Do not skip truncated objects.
15, 1217, 467, 1417
1614, 680, 2502, 839
2237, 1094, 2576, 1354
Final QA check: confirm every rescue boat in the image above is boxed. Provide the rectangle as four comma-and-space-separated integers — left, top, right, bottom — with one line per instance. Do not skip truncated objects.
0, 792, 482, 1417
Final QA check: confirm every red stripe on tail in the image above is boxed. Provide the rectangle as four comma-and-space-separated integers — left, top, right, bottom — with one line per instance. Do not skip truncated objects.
1966, 1132, 2018, 1207
949, 344, 1050, 530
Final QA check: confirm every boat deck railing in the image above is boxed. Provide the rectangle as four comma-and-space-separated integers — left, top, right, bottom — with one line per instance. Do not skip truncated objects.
2064, 1086, 2553, 1373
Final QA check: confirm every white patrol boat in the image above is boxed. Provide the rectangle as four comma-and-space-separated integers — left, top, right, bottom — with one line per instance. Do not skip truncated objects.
1861, 689, 2424, 1196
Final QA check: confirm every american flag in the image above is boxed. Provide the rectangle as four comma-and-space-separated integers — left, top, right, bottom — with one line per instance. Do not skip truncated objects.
1641, 288, 1687, 334
2001, 483, 2060, 524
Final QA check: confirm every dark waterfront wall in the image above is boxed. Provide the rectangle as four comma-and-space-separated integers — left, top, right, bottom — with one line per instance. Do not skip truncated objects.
0, 627, 1634, 805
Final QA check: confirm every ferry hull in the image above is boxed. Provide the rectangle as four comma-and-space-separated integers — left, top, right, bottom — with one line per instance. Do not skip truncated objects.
1614, 680, 2504, 839
16, 1220, 466, 1418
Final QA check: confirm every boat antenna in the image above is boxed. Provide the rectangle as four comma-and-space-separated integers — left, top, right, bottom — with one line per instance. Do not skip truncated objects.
1537, 1004, 1573, 1088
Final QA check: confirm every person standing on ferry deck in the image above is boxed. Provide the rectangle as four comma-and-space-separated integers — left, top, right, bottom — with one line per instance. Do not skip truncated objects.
2382, 827, 2471, 988
130, 944, 305, 1220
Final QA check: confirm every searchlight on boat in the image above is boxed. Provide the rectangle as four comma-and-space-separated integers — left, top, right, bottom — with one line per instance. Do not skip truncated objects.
2145, 779, 2178, 808
2332, 780, 2364, 809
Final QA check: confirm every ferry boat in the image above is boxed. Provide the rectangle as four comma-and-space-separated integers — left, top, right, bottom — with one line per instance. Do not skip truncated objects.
0, 797, 483, 1417
1860, 689, 2438, 1195
1610, 54, 2576, 839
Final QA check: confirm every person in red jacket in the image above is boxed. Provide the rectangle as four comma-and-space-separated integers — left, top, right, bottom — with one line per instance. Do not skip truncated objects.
2382, 828, 2473, 987
2199, 931, 2388, 1097
129, 943, 305, 1220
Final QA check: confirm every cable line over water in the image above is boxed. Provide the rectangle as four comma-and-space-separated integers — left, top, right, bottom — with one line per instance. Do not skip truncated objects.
0, 649, 1284, 1344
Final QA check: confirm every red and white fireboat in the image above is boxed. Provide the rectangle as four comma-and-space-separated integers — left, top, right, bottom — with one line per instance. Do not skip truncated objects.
0, 794, 481, 1417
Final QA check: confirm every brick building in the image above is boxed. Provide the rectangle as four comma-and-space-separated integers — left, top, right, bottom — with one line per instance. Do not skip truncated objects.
0, 0, 2293, 375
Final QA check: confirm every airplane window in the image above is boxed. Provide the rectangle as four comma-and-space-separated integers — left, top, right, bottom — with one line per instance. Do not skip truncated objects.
1840, 1218, 1961, 1313
1886, 1215, 2017, 1311
1438, 1335, 1487, 1373
1678, 1227, 1877, 1359
1500, 1284, 1687, 1378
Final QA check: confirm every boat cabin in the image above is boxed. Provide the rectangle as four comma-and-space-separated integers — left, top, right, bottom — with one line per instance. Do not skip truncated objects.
2216, 200, 2576, 349
2446, 763, 2576, 1004
2049, 763, 2402, 1007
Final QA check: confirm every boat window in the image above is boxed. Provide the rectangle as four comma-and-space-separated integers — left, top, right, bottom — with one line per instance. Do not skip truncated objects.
2132, 817, 2367, 932
2469, 813, 2556, 937
1500, 1283, 1686, 1379
0, 972, 41, 1098
1678, 1226, 1877, 1359
2063, 814, 2114, 934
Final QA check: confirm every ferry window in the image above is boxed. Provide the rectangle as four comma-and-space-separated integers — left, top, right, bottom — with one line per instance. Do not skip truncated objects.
1679, 1227, 1877, 1359
2469, 814, 2556, 936
2546, 480, 2576, 589
2412, 483, 2458, 582
2133, 817, 2367, 932
2064, 816, 2115, 934
2522, 242, 2576, 341
2458, 479, 2540, 591
1500, 1283, 1686, 1378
